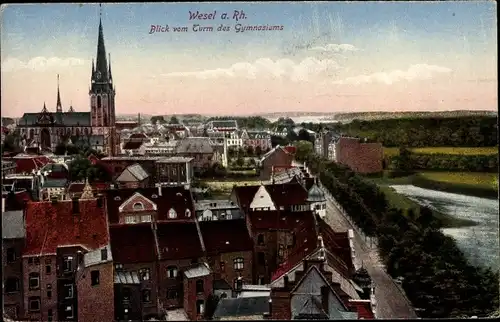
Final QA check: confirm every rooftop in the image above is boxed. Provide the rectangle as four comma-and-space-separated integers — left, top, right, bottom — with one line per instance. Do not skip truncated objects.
156, 156, 194, 163
213, 296, 270, 319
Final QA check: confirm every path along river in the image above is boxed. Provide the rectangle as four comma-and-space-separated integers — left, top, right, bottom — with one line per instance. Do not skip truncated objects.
390, 185, 499, 270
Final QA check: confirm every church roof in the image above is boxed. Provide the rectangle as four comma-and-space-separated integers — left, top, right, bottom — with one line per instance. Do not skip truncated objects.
18, 112, 91, 127
307, 183, 325, 202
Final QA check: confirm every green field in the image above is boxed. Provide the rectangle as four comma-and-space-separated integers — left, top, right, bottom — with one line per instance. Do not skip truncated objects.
384, 146, 498, 157
202, 179, 261, 192
418, 171, 498, 191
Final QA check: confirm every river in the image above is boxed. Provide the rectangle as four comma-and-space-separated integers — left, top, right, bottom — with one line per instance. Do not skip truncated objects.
390, 185, 499, 270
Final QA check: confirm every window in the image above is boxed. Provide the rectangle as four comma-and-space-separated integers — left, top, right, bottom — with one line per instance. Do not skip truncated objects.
64, 284, 74, 299
139, 268, 150, 281
141, 214, 152, 222
315, 204, 321, 210
233, 258, 244, 270
28, 258, 33, 265
125, 215, 137, 224
45, 258, 51, 265
101, 248, 108, 261
115, 263, 123, 270
220, 292, 228, 299
196, 300, 205, 315
196, 280, 204, 293
168, 208, 177, 219
258, 276, 265, 285
133, 202, 144, 211
46, 265, 51, 274
258, 252, 266, 266
48, 309, 53, 321
185, 209, 191, 217
278, 244, 284, 257
5, 277, 20, 293
6, 247, 16, 262
91, 270, 100, 286
63, 256, 73, 272
29, 273, 40, 290
123, 287, 131, 302
220, 261, 225, 272
34, 257, 40, 265
47, 290, 52, 298
142, 289, 151, 303
65, 305, 74, 319
29, 297, 40, 312
167, 289, 178, 299
167, 266, 178, 278
257, 234, 265, 246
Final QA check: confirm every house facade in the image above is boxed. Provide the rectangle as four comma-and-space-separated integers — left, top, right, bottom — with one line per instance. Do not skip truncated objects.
333, 137, 383, 174
259, 146, 294, 180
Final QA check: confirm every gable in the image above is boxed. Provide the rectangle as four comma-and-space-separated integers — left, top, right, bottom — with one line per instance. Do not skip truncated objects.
116, 168, 138, 182
249, 185, 276, 210
119, 192, 157, 213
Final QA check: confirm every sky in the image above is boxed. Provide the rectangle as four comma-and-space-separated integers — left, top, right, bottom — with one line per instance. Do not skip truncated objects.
1, 1, 497, 117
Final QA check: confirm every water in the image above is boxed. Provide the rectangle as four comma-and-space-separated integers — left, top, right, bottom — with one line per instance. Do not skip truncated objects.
390, 185, 499, 270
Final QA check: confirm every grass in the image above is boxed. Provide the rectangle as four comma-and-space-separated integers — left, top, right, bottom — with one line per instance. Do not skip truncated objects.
201, 179, 261, 192
418, 171, 498, 191
383, 146, 498, 157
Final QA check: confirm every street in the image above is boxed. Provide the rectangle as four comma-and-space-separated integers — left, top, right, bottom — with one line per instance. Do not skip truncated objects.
322, 186, 418, 319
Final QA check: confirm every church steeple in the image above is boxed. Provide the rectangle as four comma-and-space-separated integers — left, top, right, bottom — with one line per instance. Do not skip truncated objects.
56, 74, 63, 113
94, 15, 109, 82
108, 53, 113, 82
41, 102, 48, 113
68, 101, 74, 113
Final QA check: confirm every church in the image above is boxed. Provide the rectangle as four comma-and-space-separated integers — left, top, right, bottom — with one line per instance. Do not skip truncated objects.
17, 14, 118, 156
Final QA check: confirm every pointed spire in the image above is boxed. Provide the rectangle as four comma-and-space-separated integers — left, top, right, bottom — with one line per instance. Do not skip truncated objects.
56, 74, 63, 113
80, 177, 94, 200
108, 53, 112, 81
95, 10, 108, 81
91, 59, 95, 80
41, 102, 48, 113
68, 101, 74, 113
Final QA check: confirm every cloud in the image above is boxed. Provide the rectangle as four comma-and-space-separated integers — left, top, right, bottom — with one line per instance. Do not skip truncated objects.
309, 43, 359, 52
333, 64, 452, 85
1, 56, 87, 72
162, 57, 342, 82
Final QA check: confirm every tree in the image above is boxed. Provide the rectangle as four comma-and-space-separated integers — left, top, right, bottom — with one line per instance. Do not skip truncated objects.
298, 129, 313, 143
237, 147, 246, 157
294, 140, 314, 162
235, 156, 245, 168
254, 145, 262, 156
170, 116, 179, 124
54, 143, 67, 155
1, 133, 21, 153
151, 115, 166, 124
396, 146, 413, 172
246, 145, 254, 157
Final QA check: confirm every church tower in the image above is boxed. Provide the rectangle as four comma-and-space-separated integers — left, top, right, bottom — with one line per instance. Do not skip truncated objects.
89, 8, 117, 155
56, 74, 63, 113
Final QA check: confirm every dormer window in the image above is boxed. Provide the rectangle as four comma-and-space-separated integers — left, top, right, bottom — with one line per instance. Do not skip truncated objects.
133, 202, 145, 211
114, 196, 121, 201
185, 209, 191, 218
168, 208, 177, 219
151, 194, 158, 199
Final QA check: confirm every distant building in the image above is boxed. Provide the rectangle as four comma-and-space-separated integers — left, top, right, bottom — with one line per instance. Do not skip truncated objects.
206, 120, 238, 133
175, 137, 215, 172
155, 156, 194, 186
195, 199, 243, 222
258, 145, 295, 180
333, 137, 383, 174
240, 130, 271, 152
39, 178, 68, 201
115, 163, 150, 189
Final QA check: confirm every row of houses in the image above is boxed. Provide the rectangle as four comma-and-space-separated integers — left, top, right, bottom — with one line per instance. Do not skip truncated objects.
3, 168, 375, 321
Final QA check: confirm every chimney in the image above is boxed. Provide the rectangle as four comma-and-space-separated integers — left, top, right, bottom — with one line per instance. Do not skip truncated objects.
2, 197, 5, 213
320, 285, 329, 314
72, 197, 80, 214
268, 298, 273, 317
158, 184, 162, 196
283, 274, 289, 289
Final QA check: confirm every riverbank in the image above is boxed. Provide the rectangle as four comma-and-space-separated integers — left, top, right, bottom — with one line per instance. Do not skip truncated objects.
371, 171, 498, 199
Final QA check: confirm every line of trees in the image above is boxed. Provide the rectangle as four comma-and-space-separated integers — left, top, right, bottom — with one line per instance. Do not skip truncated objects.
388, 148, 498, 173
304, 153, 499, 318
331, 116, 498, 147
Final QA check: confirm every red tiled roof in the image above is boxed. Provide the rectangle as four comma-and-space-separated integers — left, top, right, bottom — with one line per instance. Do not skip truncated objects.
284, 146, 296, 154
199, 219, 254, 255
23, 199, 109, 256
105, 187, 195, 224
349, 301, 374, 319
110, 224, 157, 264
123, 141, 144, 150
13, 155, 53, 174
231, 185, 260, 209
156, 222, 204, 260
318, 218, 354, 274
249, 210, 315, 231
266, 183, 308, 207
67, 182, 110, 194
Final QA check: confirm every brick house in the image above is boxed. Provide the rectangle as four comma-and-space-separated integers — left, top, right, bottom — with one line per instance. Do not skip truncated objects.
183, 263, 214, 320
269, 256, 374, 320
100, 156, 159, 182
198, 219, 254, 288
333, 137, 383, 174
240, 130, 272, 152
21, 194, 112, 322
258, 146, 294, 180
3, 209, 26, 320
175, 137, 215, 173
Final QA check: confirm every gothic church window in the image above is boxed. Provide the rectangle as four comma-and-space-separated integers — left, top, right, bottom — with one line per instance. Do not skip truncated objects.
97, 96, 101, 108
